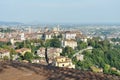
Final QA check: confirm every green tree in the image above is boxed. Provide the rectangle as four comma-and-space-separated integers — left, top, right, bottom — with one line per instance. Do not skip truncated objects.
3, 56, 9, 60
10, 49, 17, 60
50, 38, 61, 48
103, 64, 110, 73
24, 52, 34, 62
62, 46, 75, 58
77, 41, 87, 50
45, 38, 61, 48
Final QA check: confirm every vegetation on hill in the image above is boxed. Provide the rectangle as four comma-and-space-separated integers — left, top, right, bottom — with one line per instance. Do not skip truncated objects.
73, 37, 120, 76
1, 37, 120, 76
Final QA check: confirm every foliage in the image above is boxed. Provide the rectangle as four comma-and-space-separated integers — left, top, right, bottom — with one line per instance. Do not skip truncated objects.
62, 46, 75, 58
3, 56, 9, 60
45, 38, 61, 48
103, 64, 110, 73
10, 49, 17, 59
74, 38, 120, 75
77, 40, 87, 50
24, 52, 34, 62
111, 37, 120, 42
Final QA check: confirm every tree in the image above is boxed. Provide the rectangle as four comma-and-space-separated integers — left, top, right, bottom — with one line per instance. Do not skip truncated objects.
45, 39, 51, 47
10, 49, 17, 60
87, 39, 95, 47
3, 56, 9, 60
103, 64, 110, 73
77, 41, 87, 50
50, 38, 61, 48
15, 42, 24, 49
62, 46, 75, 58
45, 38, 61, 48
24, 52, 34, 62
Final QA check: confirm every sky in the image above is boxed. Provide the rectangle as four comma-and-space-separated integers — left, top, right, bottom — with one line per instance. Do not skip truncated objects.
0, 0, 120, 24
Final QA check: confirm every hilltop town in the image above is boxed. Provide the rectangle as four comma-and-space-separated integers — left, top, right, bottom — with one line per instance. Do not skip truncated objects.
0, 25, 120, 77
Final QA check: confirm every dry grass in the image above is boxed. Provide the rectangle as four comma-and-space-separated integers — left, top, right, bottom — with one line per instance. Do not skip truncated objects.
0, 61, 120, 80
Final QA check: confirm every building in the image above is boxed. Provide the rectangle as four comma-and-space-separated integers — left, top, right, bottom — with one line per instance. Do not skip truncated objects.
62, 40, 77, 49
37, 47, 62, 59
15, 48, 31, 55
76, 54, 84, 61
0, 49, 10, 59
20, 33, 25, 41
37, 47, 45, 58
42, 32, 53, 40
53, 56, 75, 69
63, 31, 76, 40
47, 47, 62, 59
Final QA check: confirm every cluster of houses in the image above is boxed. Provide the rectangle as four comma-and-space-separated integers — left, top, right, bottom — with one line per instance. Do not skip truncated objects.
0, 27, 87, 48
0, 47, 75, 68
0, 27, 88, 69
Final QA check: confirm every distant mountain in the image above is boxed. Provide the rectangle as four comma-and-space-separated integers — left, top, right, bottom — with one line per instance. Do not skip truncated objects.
0, 21, 24, 25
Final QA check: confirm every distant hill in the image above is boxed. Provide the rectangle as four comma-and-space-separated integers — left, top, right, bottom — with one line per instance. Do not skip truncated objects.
0, 21, 23, 25
0, 61, 120, 80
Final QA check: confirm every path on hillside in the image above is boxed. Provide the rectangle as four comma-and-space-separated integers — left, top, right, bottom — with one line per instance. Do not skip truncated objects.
73, 46, 93, 57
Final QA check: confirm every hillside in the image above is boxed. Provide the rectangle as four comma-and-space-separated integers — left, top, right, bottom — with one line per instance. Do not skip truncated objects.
0, 61, 120, 80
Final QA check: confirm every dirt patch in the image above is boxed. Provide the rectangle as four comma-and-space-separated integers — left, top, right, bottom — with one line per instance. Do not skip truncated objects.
0, 61, 120, 80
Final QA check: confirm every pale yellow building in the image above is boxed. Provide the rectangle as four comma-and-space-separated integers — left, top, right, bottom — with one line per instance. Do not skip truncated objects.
54, 56, 75, 69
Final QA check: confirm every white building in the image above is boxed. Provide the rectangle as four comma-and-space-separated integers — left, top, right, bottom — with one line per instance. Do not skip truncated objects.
62, 40, 77, 49
20, 33, 25, 41
64, 31, 76, 40
37, 47, 62, 59
0, 50, 10, 59
42, 32, 53, 40
37, 47, 45, 58
76, 54, 84, 61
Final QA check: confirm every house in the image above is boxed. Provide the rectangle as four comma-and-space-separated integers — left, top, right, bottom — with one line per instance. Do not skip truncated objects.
0, 49, 10, 59
37, 33, 43, 39
36, 47, 62, 64
76, 54, 84, 61
62, 40, 77, 49
12, 54, 19, 61
47, 47, 62, 59
0, 38, 9, 43
42, 32, 53, 40
81, 38, 87, 43
31, 59, 40, 63
15, 48, 31, 55
76, 34, 87, 43
37, 47, 62, 59
20, 33, 26, 41
31, 59, 47, 65
37, 47, 45, 58
25, 33, 38, 40
53, 56, 75, 69
63, 31, 76, 40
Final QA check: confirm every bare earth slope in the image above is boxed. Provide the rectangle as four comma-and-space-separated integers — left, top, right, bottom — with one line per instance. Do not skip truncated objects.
0, 61, 120, 80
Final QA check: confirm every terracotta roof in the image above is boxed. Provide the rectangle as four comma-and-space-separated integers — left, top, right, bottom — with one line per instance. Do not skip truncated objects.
0, 49, 10, 54
15, 48, 30, 53
0, 38, 9, 42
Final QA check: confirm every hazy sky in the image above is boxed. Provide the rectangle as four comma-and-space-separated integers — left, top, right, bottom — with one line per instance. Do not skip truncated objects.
0, 0, 120, 24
